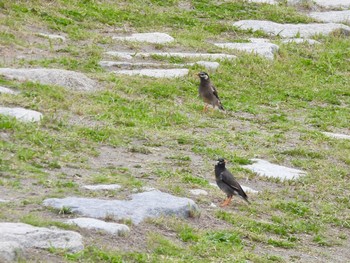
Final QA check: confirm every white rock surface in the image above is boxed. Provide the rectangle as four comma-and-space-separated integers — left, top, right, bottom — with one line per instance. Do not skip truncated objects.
241, 185, 259, 194
210, 182, 258, 194
0, 86, 19, 95
99, 60, 219, 70
194, 61, 220, 70
82, 184, 122, 191
0, 199, 9, 203
189, 189, 208, 196
0, 107, 43, 122
37, 33, 66, 41
44, 190, 199, 225
106, 51, 236, 60
0, 241, 23, 263
308, 10, 350, 24
314, 0, 350, 9
67, 218, 130, 235
0, 223, 83, 262
322, 132, 350, 140
281, 38, 321, 45
214, 42, 279, 60
233, 20, 350, 38
113, 32, 174, 44
114, 68, 189, 78
243, 159, 306, 180
0, 68, 97, 91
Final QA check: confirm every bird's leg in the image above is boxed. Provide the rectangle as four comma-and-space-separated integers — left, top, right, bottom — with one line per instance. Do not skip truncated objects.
203, 104, 208, 112
220, 196, 232, 207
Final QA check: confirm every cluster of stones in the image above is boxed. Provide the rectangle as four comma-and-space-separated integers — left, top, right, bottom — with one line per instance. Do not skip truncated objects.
1, 1, 350, 260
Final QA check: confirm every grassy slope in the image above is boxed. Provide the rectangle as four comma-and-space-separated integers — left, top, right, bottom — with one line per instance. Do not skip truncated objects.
0, 0, 350, 262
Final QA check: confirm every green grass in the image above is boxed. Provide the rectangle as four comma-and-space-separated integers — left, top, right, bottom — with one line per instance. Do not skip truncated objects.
0, 0, 349, 262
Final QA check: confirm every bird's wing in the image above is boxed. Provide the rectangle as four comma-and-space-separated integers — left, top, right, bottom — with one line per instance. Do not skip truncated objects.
211, 84, 220, 100
220, 170, 243, 192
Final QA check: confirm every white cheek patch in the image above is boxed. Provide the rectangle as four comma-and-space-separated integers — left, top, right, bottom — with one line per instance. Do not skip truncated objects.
204, 75, 209, 80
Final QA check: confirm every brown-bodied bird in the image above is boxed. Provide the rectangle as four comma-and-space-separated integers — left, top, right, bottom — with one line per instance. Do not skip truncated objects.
197, 72, 225, 112
215, 158, 250, 206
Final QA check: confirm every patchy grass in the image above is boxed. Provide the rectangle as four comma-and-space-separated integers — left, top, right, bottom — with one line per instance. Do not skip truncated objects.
0, 0, 350, 262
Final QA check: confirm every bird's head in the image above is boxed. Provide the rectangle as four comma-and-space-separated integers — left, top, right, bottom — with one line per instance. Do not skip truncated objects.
217, 158, 227, 166
197, 72, 209, 80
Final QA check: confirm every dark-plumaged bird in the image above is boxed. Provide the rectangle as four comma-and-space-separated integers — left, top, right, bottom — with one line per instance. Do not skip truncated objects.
197, 72, 225, 112
215, 158, 250, 207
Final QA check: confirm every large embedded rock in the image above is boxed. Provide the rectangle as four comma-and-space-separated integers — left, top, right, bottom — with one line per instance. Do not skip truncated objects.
233, 20, 350, 38
114, 68, 189, 78
0, 86, 19, 95
0, 223, 83, 261
44, 190, 199, 224
0, 107, 42, 122
214, 42, 279, 60
322, 132, 350, 140
113, 32, 174, 44
0, 68, 97, 91
66, 218, 130, 235
313, 0, 350, 9
243, 159, 306, 180
308, 10, 350, 24
106, 51, 236, 60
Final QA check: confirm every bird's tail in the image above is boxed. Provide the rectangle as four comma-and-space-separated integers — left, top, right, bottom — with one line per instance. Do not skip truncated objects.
239, 189, 250, 204
218, 101, 225, 111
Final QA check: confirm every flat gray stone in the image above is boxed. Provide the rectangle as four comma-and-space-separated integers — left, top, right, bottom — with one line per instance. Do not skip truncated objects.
189, 189, 208, 196
44, 190, 199, 224
0, 68, 97, 91
113, 32, 174, 44
281, 38, 321, 45
214, 42, 279, 60
0, 241, 23, 263
0, 199, 9, 203
114, 68, 189, 78
210, 182, 258, 194
241, 185, 259, 194
243, 158, 306, 180
194, 61, 220, 70
0, 223, 83, 256
314, 0, 350, 9
308, 10, 350, 24
233, 20, 350, 38
106, 51, 236, 60
322, 132, 350, 140
0, 107, 43, 122
82, 184, 122, 191
37, 33, 66, 41
99, 60, 219, 70
66, 218, 129, 235
0, 86, 19, 95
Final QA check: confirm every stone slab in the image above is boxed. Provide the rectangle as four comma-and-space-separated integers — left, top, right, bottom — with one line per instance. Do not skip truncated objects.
0, 107, 43, 122
82, 184, 122, 191
308, 10, 350, 23
0, 68, 97, 91
0, 223, 83, 256
37, 33, 66, 41
66, 218, 130, 235
189, 189, 208, 196
243, 158, 306, 180
113, 32, 174, 44
281, 38, 321, 45
322, 132, 350, 140
232, 20, 350, 38
0, 241, 23, 263
44, 190, 199, 224
214, 42, 279, 60
314, 0, 350, 9
0, 86, 19, 95
106, 51, 236, 60
114, 68, 189, 78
